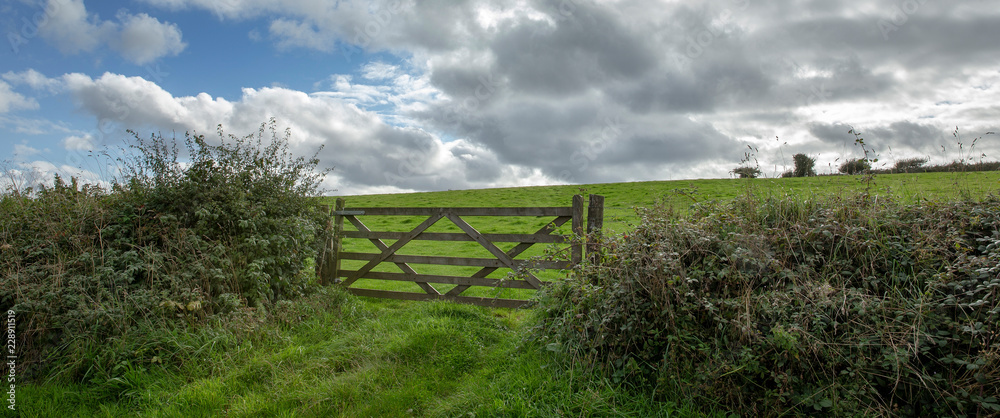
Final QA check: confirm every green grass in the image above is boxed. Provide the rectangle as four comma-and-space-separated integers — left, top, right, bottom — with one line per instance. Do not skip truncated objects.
13, 288, 695, 417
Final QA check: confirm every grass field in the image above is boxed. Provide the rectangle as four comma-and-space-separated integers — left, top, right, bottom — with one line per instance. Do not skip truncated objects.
13, 170, 999, 417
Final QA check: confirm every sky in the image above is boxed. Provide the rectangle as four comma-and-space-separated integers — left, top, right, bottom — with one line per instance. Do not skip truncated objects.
1, 0, 999, 195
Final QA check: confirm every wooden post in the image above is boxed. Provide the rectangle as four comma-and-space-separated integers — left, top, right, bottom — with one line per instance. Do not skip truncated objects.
331, 198, 345, 284
571, 194, 584, 265
317, 204, 332, 283
587, 194, 605, 262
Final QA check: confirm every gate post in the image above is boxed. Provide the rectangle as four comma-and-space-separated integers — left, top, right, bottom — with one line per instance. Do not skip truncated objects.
330, 198, 345, 284
587, 194, 605, 262
318, 199, 345, 285
572, 194, 584, 265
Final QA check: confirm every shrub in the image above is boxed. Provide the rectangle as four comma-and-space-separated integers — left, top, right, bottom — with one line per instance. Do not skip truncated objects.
0, 119, 329, 382
838, 158, 871, 174
894, 157, 928, 173
120, 120, 329, 305
792, 153, 817, 177
533, 192, 1000, 416
731, 166, 761, 179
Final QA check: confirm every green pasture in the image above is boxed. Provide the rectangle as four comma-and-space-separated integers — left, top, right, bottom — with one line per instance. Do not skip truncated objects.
321, 171, 1000, 301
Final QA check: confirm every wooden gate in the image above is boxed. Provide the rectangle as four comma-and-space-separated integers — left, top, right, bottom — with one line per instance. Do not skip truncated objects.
317, 194, 604, 308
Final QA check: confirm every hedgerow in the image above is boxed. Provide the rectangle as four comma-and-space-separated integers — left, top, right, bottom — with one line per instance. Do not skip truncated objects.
0, 119, 329, 382
533, 191, 1000, 416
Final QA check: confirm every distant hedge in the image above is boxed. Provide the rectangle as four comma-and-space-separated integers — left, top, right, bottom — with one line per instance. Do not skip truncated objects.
534, 192, 1000, 416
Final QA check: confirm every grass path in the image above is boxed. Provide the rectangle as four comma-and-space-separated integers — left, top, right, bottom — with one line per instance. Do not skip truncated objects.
17, 289, 689, 417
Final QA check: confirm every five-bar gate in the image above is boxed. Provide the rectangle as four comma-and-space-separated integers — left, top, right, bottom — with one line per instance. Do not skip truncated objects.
317, 194, 604, 308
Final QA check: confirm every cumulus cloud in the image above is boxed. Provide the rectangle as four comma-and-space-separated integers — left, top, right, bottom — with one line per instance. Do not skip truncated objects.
111, 12, 187, 65
62, 133, 98, 151
13, 143, 42, 158
0, 81, 39, 113
2, 69, 64, 93
37, 0, 113, 54
36, 0, 186, 64
45, 70, 539, 193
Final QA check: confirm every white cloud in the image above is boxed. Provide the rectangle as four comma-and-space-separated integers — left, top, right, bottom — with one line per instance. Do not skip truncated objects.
2, 69, 64, 92
36, 0, 186, 64
316, 74, 390, 105
51, 69, 555, 193
0, 81, 39, 113
13, 143, 42, 157
111, 12, 187, 65
269, 18, 335, 51
38, 0, 113, 54
1, 160, 107, 191
62, 133, 97, 151
361, 62, 399, 80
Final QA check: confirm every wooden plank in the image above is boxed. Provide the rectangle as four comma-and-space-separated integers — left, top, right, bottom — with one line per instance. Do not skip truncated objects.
445, 213, 544, 289
341, 231, 566, 243
572, 194, 584, 265
339, 270, 543, 289
333, 210, 365, 216
345, 215, 440, 296
341, 213, 445, 287
445, 215, 572, 297
346, 288, 532, 309
338, 252, 572, 269
346, 207, 573, 217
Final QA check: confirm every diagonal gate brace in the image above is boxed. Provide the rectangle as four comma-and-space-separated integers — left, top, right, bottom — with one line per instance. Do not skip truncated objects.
345, 215, 440, 295
342, 212, 445, 287
445, 213, 544, 290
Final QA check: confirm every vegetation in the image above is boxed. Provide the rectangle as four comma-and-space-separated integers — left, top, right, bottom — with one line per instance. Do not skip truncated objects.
535, 190, 1000, 416
12, 289, 689, 417
792, 153, 817, 177
1, 120, 327, 383
731, 166, 761, 179
894, 157, 928, 173
838, 157, 871, 174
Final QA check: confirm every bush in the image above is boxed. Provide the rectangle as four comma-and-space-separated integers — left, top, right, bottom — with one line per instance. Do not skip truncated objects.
792, 153, 817, 177
533, 192, 1000, 416
731, 166, 761, 179
121, 120, 329, 305
0, 119, 329, 382
894, 157, 928, 173
838, 158, 871, 174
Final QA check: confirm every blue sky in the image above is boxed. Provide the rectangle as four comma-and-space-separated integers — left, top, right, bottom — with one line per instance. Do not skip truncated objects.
2, 0, 999, 194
